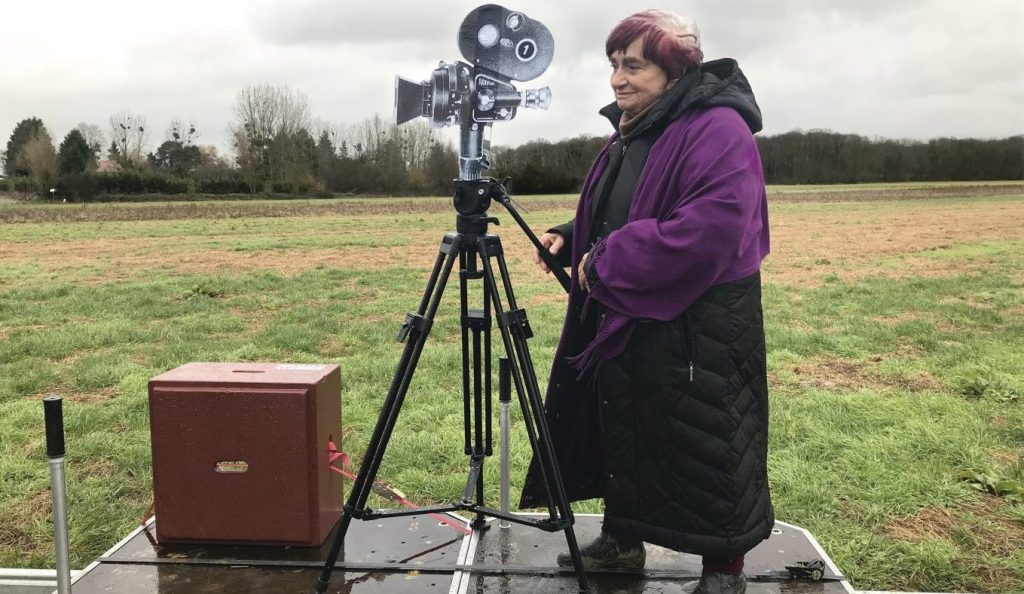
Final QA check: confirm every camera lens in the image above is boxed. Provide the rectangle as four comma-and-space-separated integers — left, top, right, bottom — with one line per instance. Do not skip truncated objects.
506, 13, 523, 31
478, 24, 499, 48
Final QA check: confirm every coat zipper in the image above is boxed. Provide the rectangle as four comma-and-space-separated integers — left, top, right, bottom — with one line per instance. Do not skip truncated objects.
682, 312, 696, 382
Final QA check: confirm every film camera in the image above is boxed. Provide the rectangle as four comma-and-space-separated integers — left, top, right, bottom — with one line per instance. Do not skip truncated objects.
394, 4, 553, 185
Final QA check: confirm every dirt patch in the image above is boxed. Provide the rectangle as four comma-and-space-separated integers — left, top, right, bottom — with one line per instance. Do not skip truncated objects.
790, 358, 868, 390
1, 184, 1018, 224
764, 199, 1024, 286
0, 220, 571, 286
79, 457, 119, 478
869, 312, 922, 325
522, 290, 572, 308
2, 193, 1022, 289
884, 498, 1024, 592
886, 498, 1024, 553
0, 490, 50, 555
885, 497, 1024, 592
66, 388, 118, 404
787, 357, 943, 393
0, 196, 583, 224
27, 387, 117, 404
987, 448, 1021, 469
890, 371, 945, 392
769, 183, 1023, 202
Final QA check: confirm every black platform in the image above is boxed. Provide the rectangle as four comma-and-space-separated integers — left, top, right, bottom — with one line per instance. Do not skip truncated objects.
70, 515, 853, 593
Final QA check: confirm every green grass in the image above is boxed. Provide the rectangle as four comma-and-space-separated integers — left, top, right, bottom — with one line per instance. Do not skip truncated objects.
763, 266, 1024, 591
0, 188, 1022, 592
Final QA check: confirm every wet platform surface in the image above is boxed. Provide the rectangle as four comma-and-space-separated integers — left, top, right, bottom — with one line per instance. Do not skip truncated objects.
71, 515, 852, 593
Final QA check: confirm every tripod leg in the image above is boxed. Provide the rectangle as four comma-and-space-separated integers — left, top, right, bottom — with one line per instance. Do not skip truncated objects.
315, 233, 463, 594
458, 244, 491, 529
478, 235, 591, 593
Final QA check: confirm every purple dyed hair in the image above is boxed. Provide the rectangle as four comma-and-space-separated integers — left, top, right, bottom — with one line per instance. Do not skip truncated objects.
606, 9, 703, 79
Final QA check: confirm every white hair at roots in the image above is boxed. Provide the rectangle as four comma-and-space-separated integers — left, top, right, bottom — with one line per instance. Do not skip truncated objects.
644, 9, 701, 54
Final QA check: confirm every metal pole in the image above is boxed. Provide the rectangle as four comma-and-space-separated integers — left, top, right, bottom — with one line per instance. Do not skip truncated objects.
44, 396, 72, 594
498, 357, 512, 529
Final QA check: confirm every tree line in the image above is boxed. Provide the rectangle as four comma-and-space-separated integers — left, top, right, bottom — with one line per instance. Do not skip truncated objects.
490, 132, 1022, 191
1, 84, 1021, 201
0, 84, 462, 200
756, 131, 1023, 185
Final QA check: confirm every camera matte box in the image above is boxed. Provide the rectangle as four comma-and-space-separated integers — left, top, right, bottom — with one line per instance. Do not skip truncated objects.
148, 362, 343, 546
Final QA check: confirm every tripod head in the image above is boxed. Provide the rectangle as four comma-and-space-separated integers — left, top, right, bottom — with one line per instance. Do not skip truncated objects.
454, 178, 499, 217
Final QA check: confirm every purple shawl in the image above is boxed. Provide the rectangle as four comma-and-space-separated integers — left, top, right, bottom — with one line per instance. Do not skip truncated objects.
565, 105, 771, 373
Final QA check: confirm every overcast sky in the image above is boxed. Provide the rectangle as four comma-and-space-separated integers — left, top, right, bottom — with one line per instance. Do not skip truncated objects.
2, 0, 1022, 162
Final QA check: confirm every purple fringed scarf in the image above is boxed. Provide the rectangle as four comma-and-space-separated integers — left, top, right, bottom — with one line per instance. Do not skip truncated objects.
564, 106, 770, 375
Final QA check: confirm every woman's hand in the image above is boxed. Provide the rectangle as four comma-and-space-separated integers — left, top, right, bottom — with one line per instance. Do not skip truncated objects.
534, 232, 565, 273
578, 252, 590, 292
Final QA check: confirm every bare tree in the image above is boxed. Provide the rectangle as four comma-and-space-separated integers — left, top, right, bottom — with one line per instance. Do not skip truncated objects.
21, 130, 58, 197
399, 120, 440, 169
108, 111, 149, 168
345, 115, 439, 168
348, 114, 389, 161
340, 115, 453, 192
311, 118, 344, 144
166, 120, 198, 145
231, 84, 312, 189
74, 123, 106, 158
232, 126, 263, 194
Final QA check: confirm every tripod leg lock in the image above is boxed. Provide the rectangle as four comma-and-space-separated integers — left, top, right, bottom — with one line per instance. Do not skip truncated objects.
498, 308, 534, 339
396, 312, 431, 343
464, 308, 490, 331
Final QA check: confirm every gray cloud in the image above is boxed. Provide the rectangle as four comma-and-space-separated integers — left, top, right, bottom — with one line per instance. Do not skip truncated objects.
248, 0, 453, 46
1, 0, 1020, 174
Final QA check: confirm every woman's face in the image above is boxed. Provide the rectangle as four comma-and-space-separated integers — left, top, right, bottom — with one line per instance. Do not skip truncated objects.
609, 36, 669, 117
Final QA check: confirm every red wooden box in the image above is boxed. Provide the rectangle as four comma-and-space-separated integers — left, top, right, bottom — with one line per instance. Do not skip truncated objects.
148, 362, 343, 546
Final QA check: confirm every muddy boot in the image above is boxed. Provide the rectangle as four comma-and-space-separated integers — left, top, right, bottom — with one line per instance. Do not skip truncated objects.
682, 571, 747, 594
555, 531, 646, 570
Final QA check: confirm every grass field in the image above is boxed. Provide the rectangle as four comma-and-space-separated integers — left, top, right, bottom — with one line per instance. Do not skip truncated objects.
1, 182, 1022, 592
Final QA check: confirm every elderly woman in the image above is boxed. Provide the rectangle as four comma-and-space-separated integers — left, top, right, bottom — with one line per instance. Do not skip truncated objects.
521, 9, 773, 594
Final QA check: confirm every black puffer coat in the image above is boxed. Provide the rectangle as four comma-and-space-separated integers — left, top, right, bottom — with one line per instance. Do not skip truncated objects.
522, 273, 773, 559
598, 273, 772, 557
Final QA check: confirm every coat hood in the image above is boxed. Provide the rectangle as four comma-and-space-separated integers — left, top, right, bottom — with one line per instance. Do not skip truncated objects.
600, 58, 763, 135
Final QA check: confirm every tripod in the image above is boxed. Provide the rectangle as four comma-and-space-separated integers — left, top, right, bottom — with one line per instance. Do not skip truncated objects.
315, 179, 588, 593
